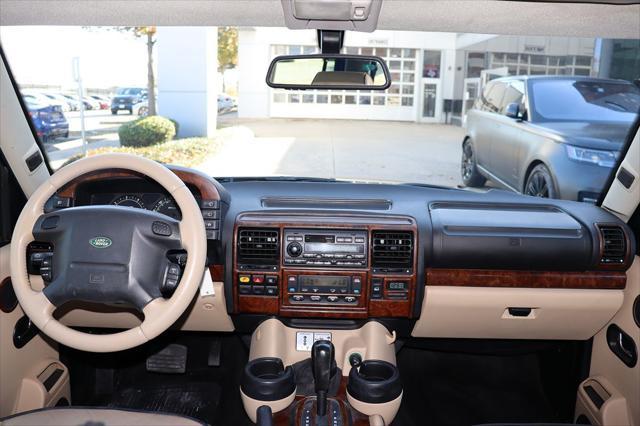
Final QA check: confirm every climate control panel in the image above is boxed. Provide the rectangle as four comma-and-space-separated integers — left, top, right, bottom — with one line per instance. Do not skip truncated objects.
286, 274, 363, 305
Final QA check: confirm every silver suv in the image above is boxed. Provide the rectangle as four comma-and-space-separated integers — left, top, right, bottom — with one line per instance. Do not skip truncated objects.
462, 76, 640, 202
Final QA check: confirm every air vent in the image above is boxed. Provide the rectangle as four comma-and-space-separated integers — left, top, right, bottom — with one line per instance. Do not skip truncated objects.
372, 231, 413, 273
598, 225, 627, 265
237, 228, 280, 270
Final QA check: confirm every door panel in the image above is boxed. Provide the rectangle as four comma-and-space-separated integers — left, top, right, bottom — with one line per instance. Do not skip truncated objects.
0, 244, 70, 417
575, 256, 640, 425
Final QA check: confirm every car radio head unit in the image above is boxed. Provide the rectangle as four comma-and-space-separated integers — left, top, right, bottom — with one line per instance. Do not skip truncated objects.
283, 229, 368, 268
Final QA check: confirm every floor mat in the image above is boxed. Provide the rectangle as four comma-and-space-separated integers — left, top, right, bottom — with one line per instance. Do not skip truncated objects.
108, 382, 221, 420
393, 346, 563, 426
62, 333, 253, 426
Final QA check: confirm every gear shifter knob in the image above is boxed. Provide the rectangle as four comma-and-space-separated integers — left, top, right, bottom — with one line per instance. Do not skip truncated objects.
311, 339, 335, 416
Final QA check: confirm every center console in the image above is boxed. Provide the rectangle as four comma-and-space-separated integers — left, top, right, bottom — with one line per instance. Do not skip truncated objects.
240, 319, 403, 426
232, 213, 418, 319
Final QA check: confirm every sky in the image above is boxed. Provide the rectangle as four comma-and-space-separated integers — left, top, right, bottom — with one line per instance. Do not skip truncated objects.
0, 26, 150, 89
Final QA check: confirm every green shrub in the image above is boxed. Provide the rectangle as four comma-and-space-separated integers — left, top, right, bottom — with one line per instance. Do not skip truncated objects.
119, 115, 176, 147
170, 118, 180, 137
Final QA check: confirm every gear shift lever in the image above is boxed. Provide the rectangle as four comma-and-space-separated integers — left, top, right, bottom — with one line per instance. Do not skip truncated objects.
311, 339, 335, 417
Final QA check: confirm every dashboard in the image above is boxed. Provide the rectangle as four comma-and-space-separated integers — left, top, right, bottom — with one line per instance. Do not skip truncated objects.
39, 166, 636, 336
88, 192, 181, 219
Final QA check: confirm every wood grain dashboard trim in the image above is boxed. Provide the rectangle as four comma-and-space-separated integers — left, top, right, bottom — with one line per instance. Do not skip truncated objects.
426, 268, 626, 289
56, 166, 222, 201
233, 214, 418, 319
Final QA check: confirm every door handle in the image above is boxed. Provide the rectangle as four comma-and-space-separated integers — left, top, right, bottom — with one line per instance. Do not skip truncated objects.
606, 324, 637, 368
618, 333, 634, 359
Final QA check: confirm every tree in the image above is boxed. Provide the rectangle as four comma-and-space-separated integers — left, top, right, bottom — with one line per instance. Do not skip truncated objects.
88, 26, 157, 116
119, 27, 157, 116
218, 27, 238, 72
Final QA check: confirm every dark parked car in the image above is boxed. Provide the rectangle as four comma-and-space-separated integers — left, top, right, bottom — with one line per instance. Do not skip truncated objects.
110, 87, 147, 115
462, 76, 640, 202
26, 100, 69, 142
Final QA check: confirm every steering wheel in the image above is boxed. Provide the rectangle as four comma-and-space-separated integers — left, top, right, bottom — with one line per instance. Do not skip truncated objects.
10, 154, 207, 352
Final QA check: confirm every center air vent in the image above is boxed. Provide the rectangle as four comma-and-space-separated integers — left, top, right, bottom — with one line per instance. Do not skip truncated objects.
598, 225, 627, 265
372, 231, 414, 273
237, 228, 280, 270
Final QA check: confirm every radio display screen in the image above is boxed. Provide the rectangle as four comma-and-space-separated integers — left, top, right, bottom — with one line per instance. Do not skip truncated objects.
299, 275, 350, 288
304, 235, 335, 243
304, 243, 363, 253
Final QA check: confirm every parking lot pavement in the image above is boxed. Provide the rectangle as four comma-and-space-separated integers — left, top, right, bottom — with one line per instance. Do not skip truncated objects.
197, 118, 466, 187
45, 110, 137, 169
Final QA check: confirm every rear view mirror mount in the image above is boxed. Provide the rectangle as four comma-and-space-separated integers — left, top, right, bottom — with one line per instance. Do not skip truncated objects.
266, 54, 391, 91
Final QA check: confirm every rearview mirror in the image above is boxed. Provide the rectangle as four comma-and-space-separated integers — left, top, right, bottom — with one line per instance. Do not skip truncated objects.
266, 54, 391, 90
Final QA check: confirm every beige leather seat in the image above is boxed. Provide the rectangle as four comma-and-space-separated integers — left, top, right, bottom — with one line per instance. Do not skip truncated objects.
0, 407, 206, 426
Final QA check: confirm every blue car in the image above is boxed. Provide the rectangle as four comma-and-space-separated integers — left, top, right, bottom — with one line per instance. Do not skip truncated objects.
26, 100, 69, 143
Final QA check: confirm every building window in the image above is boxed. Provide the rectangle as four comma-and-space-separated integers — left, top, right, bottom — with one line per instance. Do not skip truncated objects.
302, 94, 314, 103
331, 94, 343, 104
423, 50, 442, 78
373, 96, 385, 105
466, 52, 486, 78
474, 50, 596, 79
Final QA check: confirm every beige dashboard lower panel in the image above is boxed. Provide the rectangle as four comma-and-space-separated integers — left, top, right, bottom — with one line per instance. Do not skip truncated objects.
56, 275, 234, 332
249, 318, 397, 374
412, 286, 623, 340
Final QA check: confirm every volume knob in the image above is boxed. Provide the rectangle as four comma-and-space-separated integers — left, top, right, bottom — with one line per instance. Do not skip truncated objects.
287, 242, 303, 257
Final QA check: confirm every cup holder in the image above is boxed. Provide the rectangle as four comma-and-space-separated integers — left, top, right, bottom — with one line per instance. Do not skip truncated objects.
241, 357, 296, 402
347, 360, 402, 404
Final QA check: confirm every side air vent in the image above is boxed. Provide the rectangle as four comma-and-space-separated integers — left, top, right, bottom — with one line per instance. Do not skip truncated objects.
237, 228, 280, 270
372, 231, 414, 273
598, 225, 627, 265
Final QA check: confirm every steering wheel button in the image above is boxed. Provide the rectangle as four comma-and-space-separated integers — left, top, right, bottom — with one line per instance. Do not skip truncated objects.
40, 266, 52, 282
41, 216, 59, 229
164, 277, 178, 288
152, 221, 172, 236
167, 264, 181, 276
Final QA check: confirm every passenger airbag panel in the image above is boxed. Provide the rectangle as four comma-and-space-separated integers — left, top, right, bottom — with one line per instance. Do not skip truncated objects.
429, 203, 591, 270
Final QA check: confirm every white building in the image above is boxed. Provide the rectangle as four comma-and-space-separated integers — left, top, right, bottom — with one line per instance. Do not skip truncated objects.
237, 28, 598, 125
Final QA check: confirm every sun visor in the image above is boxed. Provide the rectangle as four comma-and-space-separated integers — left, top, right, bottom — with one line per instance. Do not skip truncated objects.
281, 0, 382, 32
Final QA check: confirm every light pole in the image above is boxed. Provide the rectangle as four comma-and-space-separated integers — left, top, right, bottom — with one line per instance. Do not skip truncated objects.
72, 57, 87, 157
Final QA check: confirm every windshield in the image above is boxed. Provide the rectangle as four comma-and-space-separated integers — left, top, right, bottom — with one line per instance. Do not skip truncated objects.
530, 79, 640, 122
1, 26, 639, 203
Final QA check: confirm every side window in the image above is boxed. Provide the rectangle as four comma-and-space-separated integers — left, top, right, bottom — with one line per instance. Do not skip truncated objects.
500, 81, 525, 114
485, 82, 506, 113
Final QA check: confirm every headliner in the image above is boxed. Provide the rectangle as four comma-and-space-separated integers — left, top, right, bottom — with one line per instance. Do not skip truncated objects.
0, 0, 639, 39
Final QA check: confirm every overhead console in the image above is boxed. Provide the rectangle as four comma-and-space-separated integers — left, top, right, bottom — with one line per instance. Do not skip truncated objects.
232, 213, 418, 319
